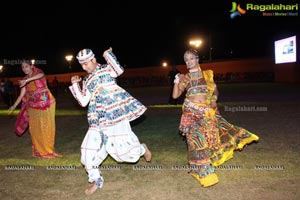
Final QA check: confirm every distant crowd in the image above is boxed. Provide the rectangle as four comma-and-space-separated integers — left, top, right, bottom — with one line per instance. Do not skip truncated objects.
116, 71, 274, 87
0, 71, 274, 107
0, 78, 15, 108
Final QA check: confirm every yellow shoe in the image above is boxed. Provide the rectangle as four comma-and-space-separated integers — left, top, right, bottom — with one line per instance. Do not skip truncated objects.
191, 173, 219, 187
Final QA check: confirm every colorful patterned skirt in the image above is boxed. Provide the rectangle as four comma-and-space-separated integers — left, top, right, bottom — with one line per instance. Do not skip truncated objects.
179, 99, 259, 187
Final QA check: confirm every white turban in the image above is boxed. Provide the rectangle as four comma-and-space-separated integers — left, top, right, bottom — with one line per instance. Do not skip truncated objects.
76, 49, 95, 64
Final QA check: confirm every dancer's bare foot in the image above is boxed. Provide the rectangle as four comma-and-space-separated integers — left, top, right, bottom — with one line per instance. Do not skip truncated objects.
142, 143, 152, 162
85, 182, 98, 195
53, 152, 63, 158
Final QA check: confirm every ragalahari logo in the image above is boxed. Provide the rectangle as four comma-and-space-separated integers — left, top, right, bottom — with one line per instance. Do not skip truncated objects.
230, 2, 246, 19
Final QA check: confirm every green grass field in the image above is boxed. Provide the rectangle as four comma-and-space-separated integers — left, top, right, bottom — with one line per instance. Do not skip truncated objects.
1, 83, 300, 200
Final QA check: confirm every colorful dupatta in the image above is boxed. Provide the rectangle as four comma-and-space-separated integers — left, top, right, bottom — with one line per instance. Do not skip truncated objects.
14, 98, 29, 136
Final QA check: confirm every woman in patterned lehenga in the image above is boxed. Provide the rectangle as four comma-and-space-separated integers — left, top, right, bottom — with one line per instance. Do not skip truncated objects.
9, 60, 61, 158
172, 49, 259, 187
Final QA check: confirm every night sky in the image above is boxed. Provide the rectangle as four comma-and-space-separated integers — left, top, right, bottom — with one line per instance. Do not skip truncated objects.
0, 0, 299, 76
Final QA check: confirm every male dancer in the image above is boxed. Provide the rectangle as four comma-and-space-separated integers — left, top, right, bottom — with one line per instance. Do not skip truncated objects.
69, 47, 151, 195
